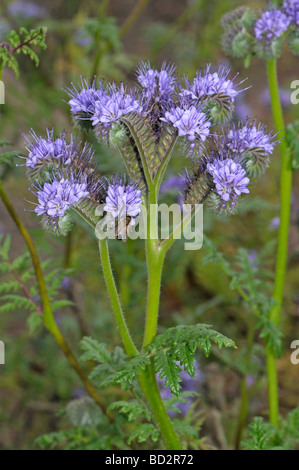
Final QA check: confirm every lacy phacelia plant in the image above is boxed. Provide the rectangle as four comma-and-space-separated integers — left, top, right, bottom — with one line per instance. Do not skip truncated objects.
21, 61, 276, 450
220, 1, 299, 60
24, 61, 275, 229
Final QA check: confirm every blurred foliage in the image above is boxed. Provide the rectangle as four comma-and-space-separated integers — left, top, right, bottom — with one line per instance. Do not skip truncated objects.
0, 0, 298, 450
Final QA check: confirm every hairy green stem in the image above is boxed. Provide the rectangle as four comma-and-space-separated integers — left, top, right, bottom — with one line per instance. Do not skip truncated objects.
98, 238, 138, 357
266, 59, 292, 426
140, 188, 182, 449
138, 362, 182, 450
143, 190, 164, 349
98, 232, 181, 448
0, 182, 113, 420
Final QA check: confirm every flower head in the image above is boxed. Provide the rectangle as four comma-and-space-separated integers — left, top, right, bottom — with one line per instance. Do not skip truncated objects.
227, 121, 277, 175
23, 130, 95, 172
34, 177, 89, 219
207, 158, 250, 205
104, 178, 144, 224
283, 0, 299, 26
136, 61, 176, 105
66, 79, 107, 118
255, 9, 291, 40
228, 122, 275, 155
182, 65, 242, 103
90, 85, 142, 136
161, 106, 211, 143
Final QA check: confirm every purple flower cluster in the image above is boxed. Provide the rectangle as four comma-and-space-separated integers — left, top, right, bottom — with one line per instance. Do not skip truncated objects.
67, 81, 142, 134
136, 61, 176, 107
161, 106, 211, 143
255, 9, 291, 40
207, 158, 250, 205
92, 84, 142, 128
24, 130, 94, 171
227, 123, 275, 155
283, 0, 299, 26
67, 79, 105, 117
66, 62, 243, 156
104, 179, 143, 224
182, 65, 241, 103
34, 177, 89, 219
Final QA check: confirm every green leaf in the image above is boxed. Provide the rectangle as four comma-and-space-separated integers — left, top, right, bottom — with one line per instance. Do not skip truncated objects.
256, 315, 283, 357
242, 417, 276, 450
115, 353, 150, 386
27, 311, 42, 333
0, 236, 11, 261
80, 337, 112, 364
128, 423, 159, 444
155, 350, 182, 396
108, 400, 151, 422
172, 419, 198, 439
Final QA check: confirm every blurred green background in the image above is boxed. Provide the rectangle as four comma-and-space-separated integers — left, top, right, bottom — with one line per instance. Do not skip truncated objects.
0, 0, 298, 449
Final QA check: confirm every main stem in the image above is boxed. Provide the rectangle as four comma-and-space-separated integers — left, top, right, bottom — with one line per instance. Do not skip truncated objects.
266, 59, 292, 427
140, 190, 182, 449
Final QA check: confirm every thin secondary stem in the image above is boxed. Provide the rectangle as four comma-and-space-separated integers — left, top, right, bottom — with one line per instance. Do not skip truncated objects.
0, 181, 113, 420
159, 205, 197, 256
234, 312, 255, 449
119, 0, 150, 37
266, 59, 292, 427
98, 238, 138, 357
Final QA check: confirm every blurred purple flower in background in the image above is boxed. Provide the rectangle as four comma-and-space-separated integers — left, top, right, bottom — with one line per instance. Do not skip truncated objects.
160, 174, 186, 194
269, 216, 280, 230
283, 0, 299, 26
248, 250, 258, 268
8, 1, 47, 19
74, 29, 93, 48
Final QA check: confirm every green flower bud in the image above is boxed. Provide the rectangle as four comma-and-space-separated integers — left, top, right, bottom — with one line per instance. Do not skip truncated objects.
109, 122, 127, 148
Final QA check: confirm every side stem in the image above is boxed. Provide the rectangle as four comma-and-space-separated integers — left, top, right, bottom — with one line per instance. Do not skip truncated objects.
266, 59, 292, 427
98, 238, 138, 357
